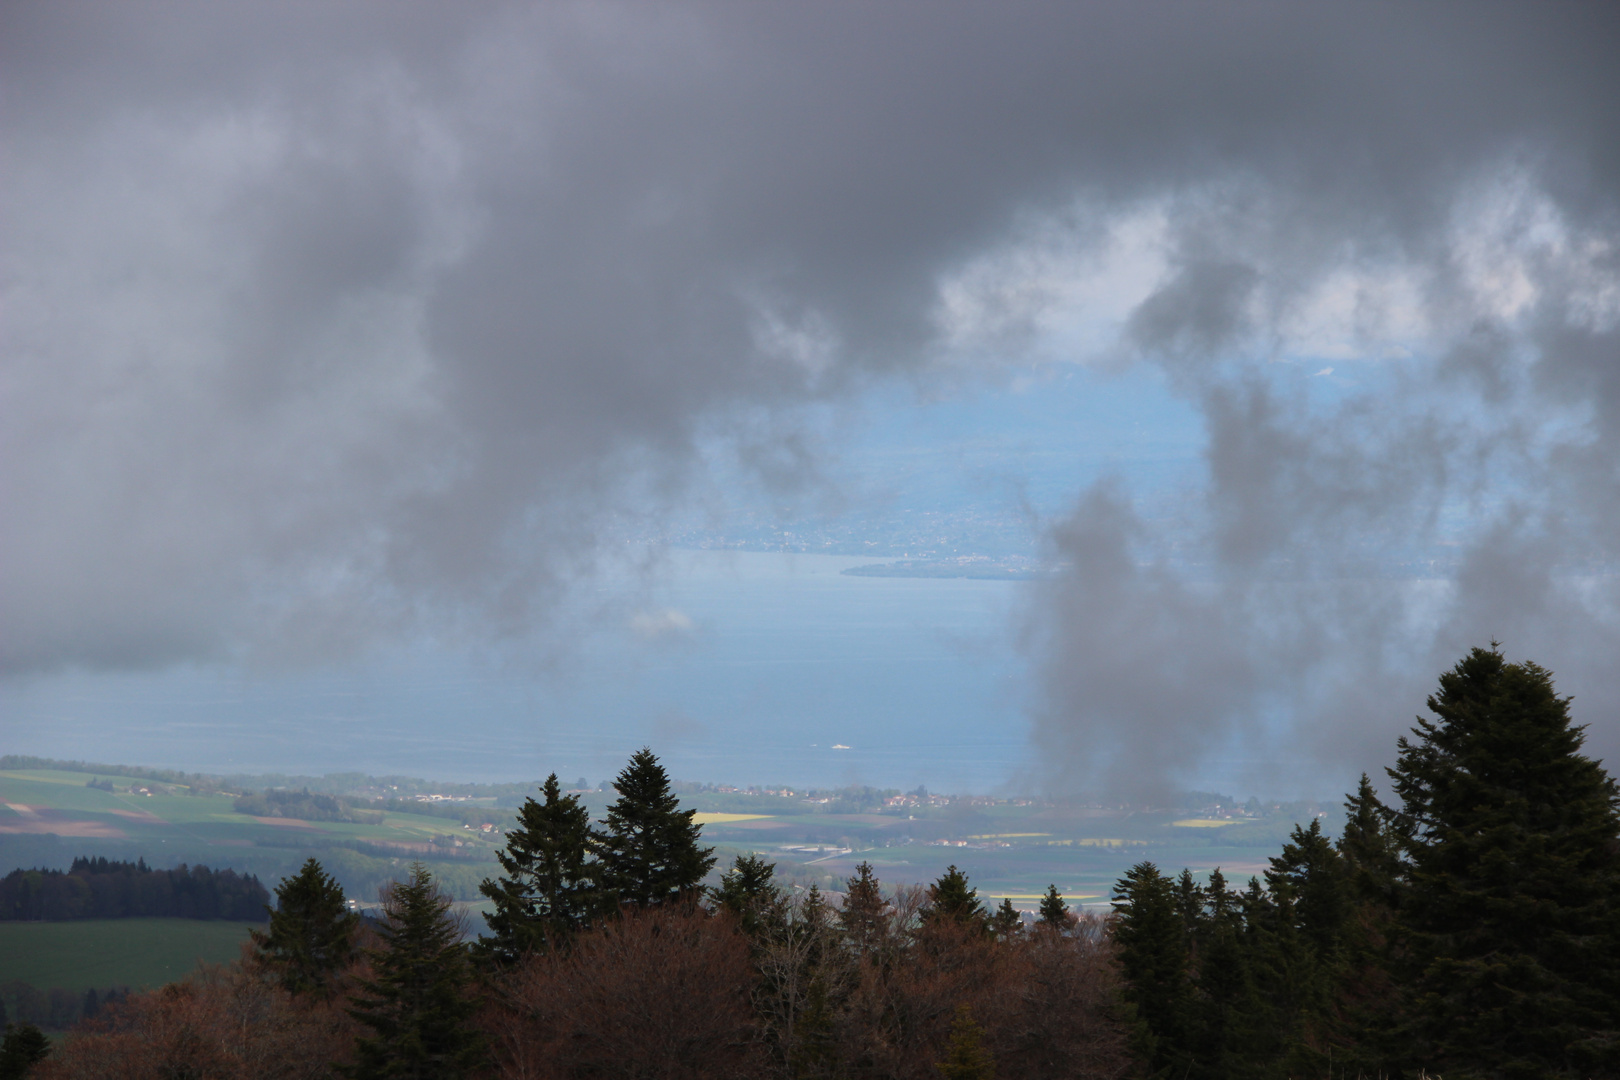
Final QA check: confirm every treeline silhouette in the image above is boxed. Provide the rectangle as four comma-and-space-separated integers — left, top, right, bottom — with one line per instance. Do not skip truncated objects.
30, 750, 1128, 1079
232, 789, 384, 825
1109, 647, 1620, 1080
0, 857, 268, 921
0, 983, 130, 1033
233, 788, 507, 828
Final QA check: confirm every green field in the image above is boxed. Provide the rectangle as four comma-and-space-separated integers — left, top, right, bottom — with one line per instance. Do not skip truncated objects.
0, 918, 261, 993
0, 767, 507, 901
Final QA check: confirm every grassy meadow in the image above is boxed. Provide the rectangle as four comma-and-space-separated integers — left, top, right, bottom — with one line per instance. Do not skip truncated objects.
0, 918, 260, 992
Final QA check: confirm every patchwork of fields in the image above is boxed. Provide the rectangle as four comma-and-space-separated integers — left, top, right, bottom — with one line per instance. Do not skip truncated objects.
0, 768, 506, 905
0, 769, 494, 851
1, 765, 1325, 912
1, 763, 1331, 1002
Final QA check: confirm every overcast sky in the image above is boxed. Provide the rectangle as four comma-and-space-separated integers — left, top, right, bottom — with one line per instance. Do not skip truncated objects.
4, 2, 1618, 796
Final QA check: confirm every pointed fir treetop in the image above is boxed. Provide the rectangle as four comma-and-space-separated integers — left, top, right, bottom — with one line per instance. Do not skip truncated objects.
1390, 645, 1619, 854
925, 865, 986, 929
367, 862, 467, 972
1337, 772, 1399, 905
710, 853, 786, 937
1173, 867, 1205, 936
800, 881, 830, 931
838, 860, 888, 948
1266, 817, 1352, 960
601, 747, 716, 907
251, 857, 358, 996
477, 773, 604, 963
1111, 859, 1200, 1076
1037, 883, 1070, 929
1205, 867, 1236, 922
1385, 646, 1620, 1078
991, 896, 1022, 937
346, 863, 483, 1080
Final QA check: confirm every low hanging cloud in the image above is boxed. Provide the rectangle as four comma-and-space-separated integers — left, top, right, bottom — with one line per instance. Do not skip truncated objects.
628, 608, 696, 642
3, 3, 1618, 796
1015, 176, 1620, 797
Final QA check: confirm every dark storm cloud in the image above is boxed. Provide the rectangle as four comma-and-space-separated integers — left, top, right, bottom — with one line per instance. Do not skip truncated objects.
3, 2, 1618, 793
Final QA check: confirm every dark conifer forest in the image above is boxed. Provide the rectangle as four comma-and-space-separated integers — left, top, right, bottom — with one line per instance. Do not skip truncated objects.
1110, 647, 1620, 1080
0, 858, 268, 922
14, 651, 1620, 1079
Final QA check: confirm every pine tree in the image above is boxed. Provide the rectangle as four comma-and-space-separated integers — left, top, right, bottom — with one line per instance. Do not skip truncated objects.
1174, 867, 1206, 940
1189, 869, 1264, 1080
710, 852, 787, 938
924, 865, 986, 930
251, 857, 359, 995
1387, 646, 1620, 1078
796, 882, 836, 973
990, 897, 1022, 937
1233, 875, 1305, 1075
1037, 884, 1070, 930
1268, 818, 1352, 962
478, 773, 604, 962
345, 864, 483, 1080
1338, 773, 1399, 907
935, 1003, 996, 1080
1111, 861, 1194, 1076
801, 881, 830, 932
1331, 776, 1401, 1078
1261, 818, 1354, 1076
600, 748, 716, 908
838, 861, 887, 952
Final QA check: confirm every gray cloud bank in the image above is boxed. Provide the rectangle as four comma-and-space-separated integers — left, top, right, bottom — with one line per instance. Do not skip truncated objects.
3, 3, 1618, 791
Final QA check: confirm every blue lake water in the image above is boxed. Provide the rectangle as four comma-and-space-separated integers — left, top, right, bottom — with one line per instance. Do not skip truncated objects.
3, 552, 1035, 792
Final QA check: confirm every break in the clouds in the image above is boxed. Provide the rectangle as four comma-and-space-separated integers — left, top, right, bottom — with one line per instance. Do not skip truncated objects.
3, 2, 1618, 791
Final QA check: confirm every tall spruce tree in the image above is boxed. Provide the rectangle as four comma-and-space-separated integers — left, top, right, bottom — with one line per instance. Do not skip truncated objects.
1259, 819, 1355, 1076
1235, 874, 1312, 1075
600, 747, 716, 907
345, 864, 483, 1080
838, 861, 888, 952
1387, 646, 1620, 1078
991, 896, 1023, 937
1330, 776, 1402, 1077
1111, 861, 1195, 1076
924, 865, 987, 930
1267, 818, 1352, 964
1174, 868, 1206, 939
1037, 884, 1070, 930
1189, 868, 1265, 1080
1338, 773, 1400, 907
709, 852, 787, 938
478, 773, 604, 962
251, 858, 359, 995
